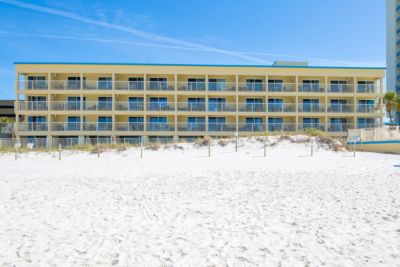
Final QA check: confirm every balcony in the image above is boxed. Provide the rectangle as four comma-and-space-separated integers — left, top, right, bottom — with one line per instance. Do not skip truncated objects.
51, 80, 81, 90
238, 123, 266, 132
83, 122, 113, 131
327, 124, 352, 133
238, 103, 266, 112
357, 85, 375, 93
147, 103, 175, 111
147, 81, 174, 91
177, 82, 206, 91
17, 122, 48, 132
177, 123, 206, 132
51, 122, 81, 131
177, 102, 206, 112
327, 104, 354, 113
298, 104, 326, 113
83, 81, 113, 90
327, 84, 354, 93
208, 103, 236, 112
18, 80, 48, 90
115, 122, 144, 131
208, 82, 236, 92
115, 81, 144, 91
147, 123, 175, 132
115, 102, 145, 111
299, 84, 325, 93
18, 101, 48, 111
50, 101, 81, 111
238, 82, 265, 92
267, 103, 296, 113
208, 123, 236, 132
356, 104, 376, 113
268, 123, 296, 132
267, 83, 296, 93
85, 101, 113, 111
298, 124, 325, 131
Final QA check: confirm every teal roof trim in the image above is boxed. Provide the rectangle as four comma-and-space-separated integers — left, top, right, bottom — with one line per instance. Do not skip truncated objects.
13, 62, 386, 70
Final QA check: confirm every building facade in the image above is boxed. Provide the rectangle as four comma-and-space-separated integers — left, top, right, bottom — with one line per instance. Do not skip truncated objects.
387, 0, 400, 94
14, 62, 384, 145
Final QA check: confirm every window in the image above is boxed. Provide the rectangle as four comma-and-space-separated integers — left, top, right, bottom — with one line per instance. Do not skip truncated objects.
28, 96, 47, 110
357, 81, 374, 93
149, 78, 168, 90
246, 79, 263, 91
97, 117, 112, 131
188, 98, 205, 111
268, 99, 283, 112
358, 100, 374, 113
357, 118, 375, 129
67, 96, 81, 111
188, 117, 206, 131
28, 76, 47, 89
98, 77, 112, 90
245, 117, 263, 131
128, 117, 144, 131
67, 116, 80, 131
245, 98, 264, 112
208, 98, 226, 112
149, 117, 169, 131
302, 80, 320, 92
303, 118, 320, 129
302, 99, 320, 112
188, 78, 205, 91
330, 118, 347, 132
128, 97, 144, 111
208, 117, 226, 131
330, 80, 347, 92
67, 77, 81, 89
128, 77, 144, 90
98, 97, 113, 111
268, 80, 283, 92
330, 99, 347, 112
268, 118, 283, 132
208, 79, 226, 91
149, 97, 168, 110
28, 116, 47, 131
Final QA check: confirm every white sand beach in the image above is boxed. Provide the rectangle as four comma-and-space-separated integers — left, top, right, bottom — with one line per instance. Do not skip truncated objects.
0, 136, 399, 266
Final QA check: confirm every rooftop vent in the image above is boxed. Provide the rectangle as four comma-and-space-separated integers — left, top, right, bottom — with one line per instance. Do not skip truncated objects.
273, 61, 309, 67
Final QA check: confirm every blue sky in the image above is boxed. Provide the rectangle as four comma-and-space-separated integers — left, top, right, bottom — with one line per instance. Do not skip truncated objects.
0, 0, 385, 99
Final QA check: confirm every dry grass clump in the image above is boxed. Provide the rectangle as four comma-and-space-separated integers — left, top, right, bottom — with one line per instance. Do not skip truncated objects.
194, 136, 211, 147
316, 136, 347, 152
145, 143, 161, 151
217, 139, 229, 147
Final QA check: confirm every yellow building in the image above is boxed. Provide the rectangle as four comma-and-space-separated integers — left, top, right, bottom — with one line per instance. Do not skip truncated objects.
14, 62, 385, 145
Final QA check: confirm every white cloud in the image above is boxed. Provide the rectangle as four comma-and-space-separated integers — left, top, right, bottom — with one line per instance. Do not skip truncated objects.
0, 0, 269, 64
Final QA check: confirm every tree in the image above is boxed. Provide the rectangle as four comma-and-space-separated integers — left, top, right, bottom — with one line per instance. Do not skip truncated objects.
383, 92, 400, 125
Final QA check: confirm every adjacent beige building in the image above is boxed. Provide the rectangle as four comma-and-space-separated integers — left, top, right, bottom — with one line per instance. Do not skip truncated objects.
14, 62, 385, 145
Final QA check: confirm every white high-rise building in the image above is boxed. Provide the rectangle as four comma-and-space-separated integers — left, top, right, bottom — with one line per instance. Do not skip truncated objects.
387, 0, 400, 94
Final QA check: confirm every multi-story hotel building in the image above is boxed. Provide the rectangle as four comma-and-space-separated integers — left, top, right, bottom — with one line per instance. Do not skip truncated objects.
14, 62, 384, 145
387, 0, 400, 94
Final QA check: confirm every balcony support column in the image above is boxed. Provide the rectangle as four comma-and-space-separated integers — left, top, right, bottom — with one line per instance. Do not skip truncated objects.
265, 75, 269, 133
112, 72, 116, 133
325, 76, 328, 132
174, 74, 178, 134
205, 74, 209, 132
295, 76, 299, 131
379, 78, 384, 126
80, 72, 84, 132
46, 135, 52, 149
235, 75, 239, 133
78, 135, 85, 145
353, 76, 357, 128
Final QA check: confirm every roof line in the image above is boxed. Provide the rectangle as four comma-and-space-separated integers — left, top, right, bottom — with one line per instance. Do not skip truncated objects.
13, 62, 386, 70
